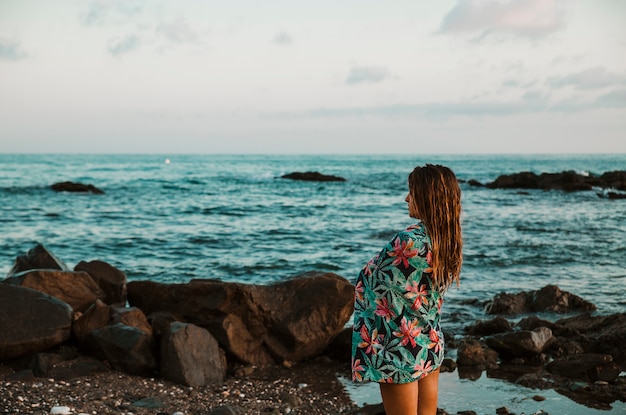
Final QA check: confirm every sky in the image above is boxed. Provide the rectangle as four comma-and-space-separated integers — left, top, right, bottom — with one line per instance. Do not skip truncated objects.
0, 0, 625, 154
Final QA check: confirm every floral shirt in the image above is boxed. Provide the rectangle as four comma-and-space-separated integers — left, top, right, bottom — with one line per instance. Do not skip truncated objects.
351, 222, 444, 384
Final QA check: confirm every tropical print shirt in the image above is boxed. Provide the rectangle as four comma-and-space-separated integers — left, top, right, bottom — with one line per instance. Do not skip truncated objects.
351, 222, 444, 384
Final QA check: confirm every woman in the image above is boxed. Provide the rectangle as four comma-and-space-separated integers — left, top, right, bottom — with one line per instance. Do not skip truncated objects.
352, 164, 462, 415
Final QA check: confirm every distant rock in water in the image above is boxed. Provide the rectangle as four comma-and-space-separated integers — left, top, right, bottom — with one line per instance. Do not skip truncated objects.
51, 181, 104, 194
280, 171, 346, 182
485, 170, 626, 192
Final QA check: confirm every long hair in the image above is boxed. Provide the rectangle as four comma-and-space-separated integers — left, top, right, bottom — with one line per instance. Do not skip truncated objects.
408, 164, 462, 291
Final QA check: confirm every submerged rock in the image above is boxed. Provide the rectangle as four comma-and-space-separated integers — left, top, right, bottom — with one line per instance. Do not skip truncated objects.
484, 170, 626, 192
51, 181, 104, 194
280, 171, 346, 182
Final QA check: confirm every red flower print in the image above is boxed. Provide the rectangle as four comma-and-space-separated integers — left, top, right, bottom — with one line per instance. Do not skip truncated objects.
412, 359, 433, 379
362, 256, 378, 276
352, 358, 364, 381
428, 328, 442, 354
358, 326, 383, 355
355, 280, 364, 302
405, 281, 429, 310
393, 317, 421, 348
374, 297, 396, 322
388, 238, 418, 268
426, 249, 433, 266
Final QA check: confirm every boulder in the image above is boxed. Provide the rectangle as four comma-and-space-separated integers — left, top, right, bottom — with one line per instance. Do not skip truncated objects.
555, 313, 626, 363
485, 285, 596, 315
74, 260, 127, 306
0, 284, 73, 360
51, 181, 104, 194
6, 244, 69, 277
485, 170, 626, 192
484, 327, 553, 359
160, 322, 226, 387
111, 307, 152, 335
127, 272, 354, 365
72, 299, 111, 344
280, 172, 346, 182
547, 353, 620, 382
465, 316, 512, 336
456, 338, 498, 367
84, 323, 157, 376
6, 269, 104, 312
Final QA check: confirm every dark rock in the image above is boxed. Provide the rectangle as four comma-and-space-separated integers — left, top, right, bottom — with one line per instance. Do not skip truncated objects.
456, 338, 498, 367
280, 171, 346, 182
51, 181, 104, 194
47, 356, 110, 380
208, 406, 245, 415
6, 244, 69, 277
0, 284, 73, 360
127, 272, 354, 366
72, 299, 111, 344
111, 307, 152, 335
556, 313, 626, 363
440, 357, 457, 373
74, 260, 127, 306
465, 316, 512, 336
160, 322, 226, 387
484, 327, 553, 358
84, 323, 157, 376
346, 403, 385, 415
547, 354, 620, 382
131, 397, 165, 409
5, 269, 104, 312
467, 179, 483, 187
606, 191, 626, 199
485, 285, 596, 315
324, 327, 351, 361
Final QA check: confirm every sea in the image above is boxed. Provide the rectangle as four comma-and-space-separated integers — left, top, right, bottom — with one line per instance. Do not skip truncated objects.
1, 153, 625, 414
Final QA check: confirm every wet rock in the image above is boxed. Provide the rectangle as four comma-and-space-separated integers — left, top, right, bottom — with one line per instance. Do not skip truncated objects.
6, 243, 69, 277
484, 327, 553, 359
5, 269, 104, 312
440, 357, 457, 373
465, 316, 512, 336
72, 299, 111, 344
84, 323, 157, 376
74, 260, 127, 307
0, 284, 73, 360
324, 327, 352, 361
456, 338, 498, 368
280, 171, 346, 182
127, 272, 354, 366
485, 170, 626, 192
485, 285, 596, 315
546, 353, 620, 382
111, 306, 152, 335
160, 322, 227, 387
51, 181, 104, 194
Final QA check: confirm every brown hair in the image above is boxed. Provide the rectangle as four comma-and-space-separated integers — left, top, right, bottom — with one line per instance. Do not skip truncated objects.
408, 164, 462, 291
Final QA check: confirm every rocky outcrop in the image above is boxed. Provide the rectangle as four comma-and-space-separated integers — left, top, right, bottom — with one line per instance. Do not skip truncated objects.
160, 322, 226, 387
484, 327, 554, 358
74, 260, 127, 307
280, 172, 346, 182
5, 269, 104, 312
127, 272, 354, 366
51, 181, 104, 194
0, 284, 73, 360
485, 170, 626, 192
485, 285, 596, 315
6, 243, 69, 277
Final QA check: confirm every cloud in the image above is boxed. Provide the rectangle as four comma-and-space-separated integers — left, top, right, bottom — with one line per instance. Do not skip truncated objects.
273, 32, 292, 45
0, 36, 26, 61
547, 66, 626, 90
156, 17, 199, 44
439, 0, 569, 40
80, 0, 144, 26
107, 34, 139, 56
346, 66, 394, 85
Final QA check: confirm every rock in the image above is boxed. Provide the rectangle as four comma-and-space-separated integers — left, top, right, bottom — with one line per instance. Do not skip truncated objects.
606, 191, 626, 199
74, 260, 127, 306
127, 272, 354, 366
84, 323, 157, 376
555, 313, 626, 363
280, 171, 346, 182
111, 306, 152, 335
208, 406, 245, 415
440, 357, 457, 373
485, 285, 596, 315
485, 170, 626, 192
465, 316, 512, 336
456, 338, 498, 367
5, 269, 104, 312
51, 181, 104, 194
0, 284, 73, 360
324, 327, 351, 361
72, 299, 111, 344
160, 322, 227, 387
484, 327, 553, 358
50, 406, 72, 415
6, 243, 69, 277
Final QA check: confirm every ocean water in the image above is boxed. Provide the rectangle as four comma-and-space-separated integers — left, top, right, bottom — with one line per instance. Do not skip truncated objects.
1, 153, 625, 412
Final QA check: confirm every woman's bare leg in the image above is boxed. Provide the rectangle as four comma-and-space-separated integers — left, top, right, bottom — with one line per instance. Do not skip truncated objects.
417, 369, 440, 415
379, 381, 418, 415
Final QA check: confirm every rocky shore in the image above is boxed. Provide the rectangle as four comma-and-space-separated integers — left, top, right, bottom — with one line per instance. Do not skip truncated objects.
2, 244, 625, 414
